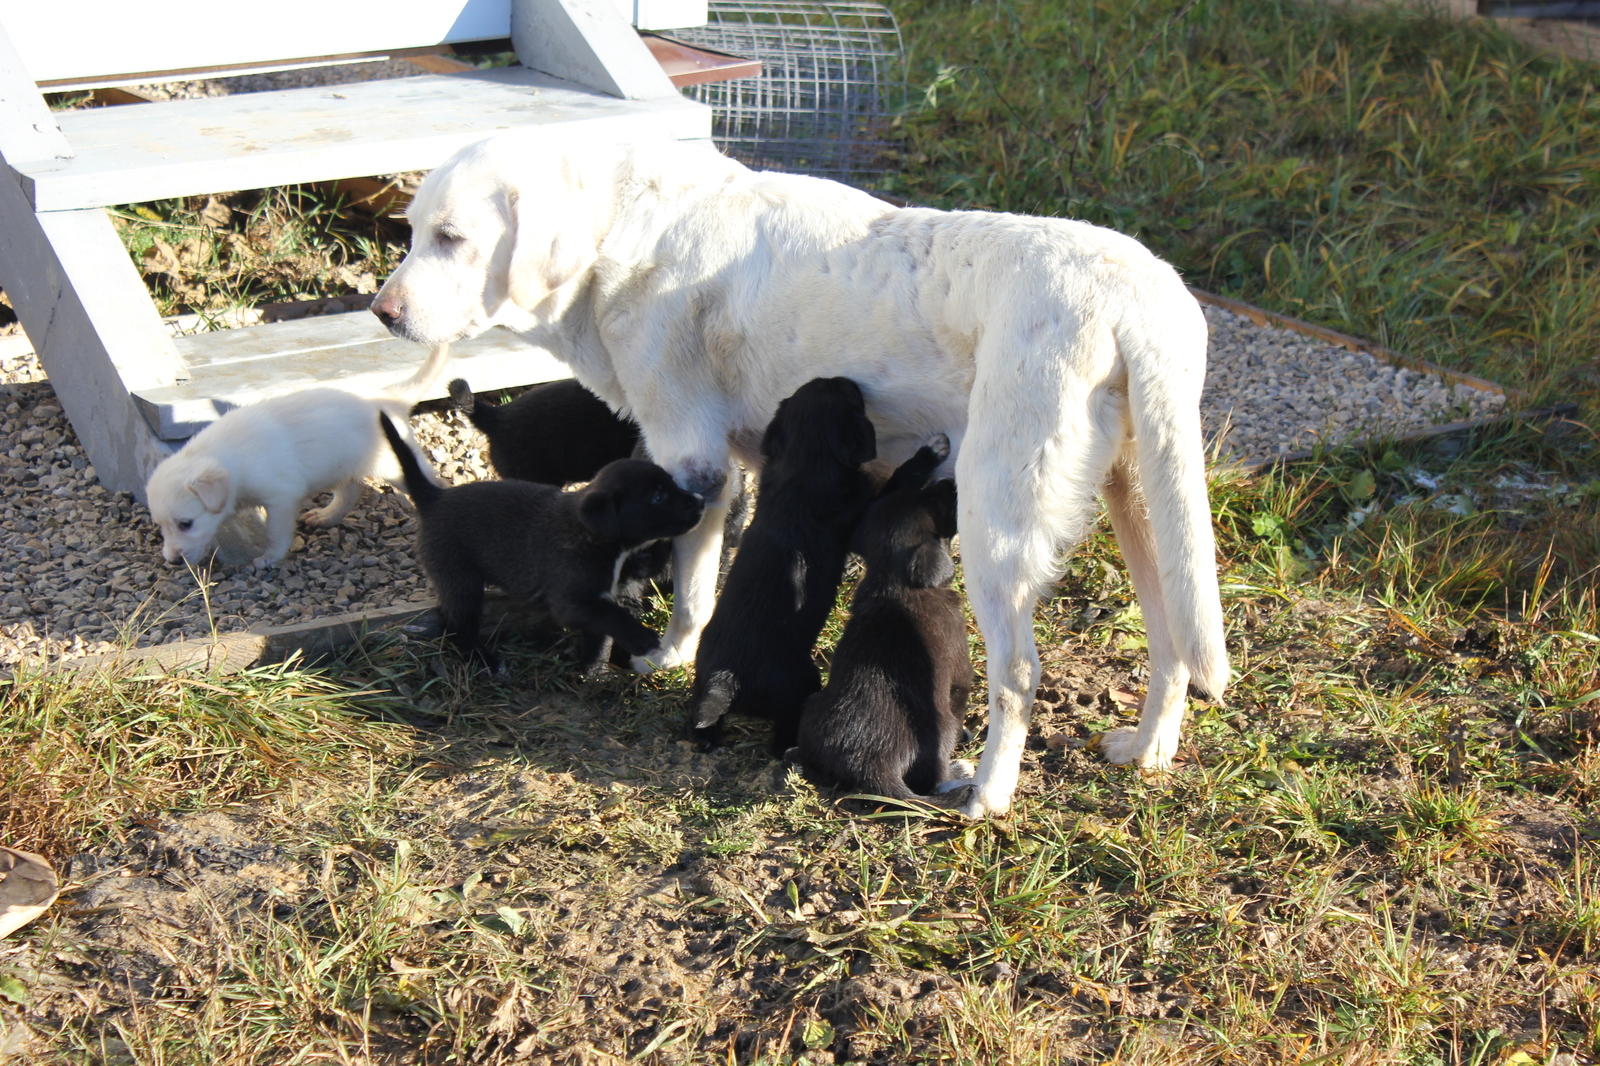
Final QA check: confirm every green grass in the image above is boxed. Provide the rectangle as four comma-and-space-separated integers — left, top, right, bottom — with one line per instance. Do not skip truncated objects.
886, 0, 1600, 416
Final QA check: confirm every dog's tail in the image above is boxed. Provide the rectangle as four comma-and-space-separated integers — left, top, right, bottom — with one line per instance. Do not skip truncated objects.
1118, 294, 1229, 700
877, 433, 950, 498
447, 376, 498, 434
379, 412, 443, 512
381, 343, 452, 405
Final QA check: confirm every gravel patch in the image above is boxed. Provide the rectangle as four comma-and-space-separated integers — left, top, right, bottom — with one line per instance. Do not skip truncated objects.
0, 308, 1509, 667
1200, 303, 1506, 464
0, 356, 493, 668
121, 59, 433, 102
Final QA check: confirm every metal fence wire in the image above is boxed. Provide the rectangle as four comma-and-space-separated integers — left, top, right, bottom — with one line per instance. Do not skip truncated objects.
671, 0, 905, 187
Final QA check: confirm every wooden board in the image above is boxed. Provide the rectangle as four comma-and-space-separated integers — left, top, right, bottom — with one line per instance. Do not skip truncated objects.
6, 1, 516, 86
135, 312, 574, 439
17, 66, 710, 211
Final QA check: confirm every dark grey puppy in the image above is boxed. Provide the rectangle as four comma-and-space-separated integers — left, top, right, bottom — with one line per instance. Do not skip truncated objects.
792, 435, 973, 800
448, 377, 639, 486
690, 376, 878, 755
379, 413, 704, 674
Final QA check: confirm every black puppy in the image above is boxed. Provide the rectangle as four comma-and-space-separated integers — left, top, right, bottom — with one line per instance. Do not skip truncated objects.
792, 436, 973, 800
448, 377, 639, 486
379, 413, 704, 673
690, 377, 878, 754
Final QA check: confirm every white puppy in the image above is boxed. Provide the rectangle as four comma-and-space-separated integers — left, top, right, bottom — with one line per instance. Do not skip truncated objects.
145, 345, 449, 568
370, 133, 1228, 817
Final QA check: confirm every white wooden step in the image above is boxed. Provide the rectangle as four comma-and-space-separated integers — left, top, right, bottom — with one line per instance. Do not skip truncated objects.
132, 312, 569, 439
17, 66, 710, 211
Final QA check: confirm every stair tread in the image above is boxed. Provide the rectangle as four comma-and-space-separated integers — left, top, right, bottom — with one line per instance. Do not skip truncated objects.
133, 313, 571, 439
21, 66, 709, 210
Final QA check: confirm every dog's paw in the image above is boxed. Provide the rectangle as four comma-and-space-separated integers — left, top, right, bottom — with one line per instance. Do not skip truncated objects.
631, 643, 687, 674
953, 783, 1015, 819
249, 554, 283, 570
301, 506, 341, 528
926, 432, 951, 462
1088, 727, 1175, 770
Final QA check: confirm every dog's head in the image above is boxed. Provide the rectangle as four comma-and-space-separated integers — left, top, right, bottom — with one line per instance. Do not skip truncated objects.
577, 459, 705, 545
851, 440, 959, 589
145, 452, 234, 563
368, 133, 624, 347
760, 377, 877, 472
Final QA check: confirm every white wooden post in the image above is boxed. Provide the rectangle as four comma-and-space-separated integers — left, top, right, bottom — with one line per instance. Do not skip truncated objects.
512, 0, 679, 99
0, 26, 186, 499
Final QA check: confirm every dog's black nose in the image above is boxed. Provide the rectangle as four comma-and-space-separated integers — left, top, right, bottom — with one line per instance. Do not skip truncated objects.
370, 293, 403, 327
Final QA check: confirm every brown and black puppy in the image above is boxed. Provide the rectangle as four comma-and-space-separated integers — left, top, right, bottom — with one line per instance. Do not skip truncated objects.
448, 377, 640, 487
690, 377, 878, 754
379, 413, 704, 675
792, 435, 973, 800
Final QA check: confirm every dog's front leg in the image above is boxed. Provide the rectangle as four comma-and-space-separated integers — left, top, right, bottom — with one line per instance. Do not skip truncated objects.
634, 459, 735, 673
252, 497, 301, 568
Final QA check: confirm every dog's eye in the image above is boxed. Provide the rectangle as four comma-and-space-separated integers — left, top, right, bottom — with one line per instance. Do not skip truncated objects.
435, 230, 465, 247
651, 489, 668, 505
177, 519, 193, 532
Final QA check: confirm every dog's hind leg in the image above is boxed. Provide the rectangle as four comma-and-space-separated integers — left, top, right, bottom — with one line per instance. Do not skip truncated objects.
303, 478, 364, 528
955, 365, 1124, 818
1093, 460, 1191, 769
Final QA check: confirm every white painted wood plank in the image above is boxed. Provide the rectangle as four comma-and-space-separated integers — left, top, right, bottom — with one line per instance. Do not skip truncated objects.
136, 315, 571, 438
514, 0, 677, 99
0, 24, 71, 164
17, 67, 708, 210
1, 1, 514, 86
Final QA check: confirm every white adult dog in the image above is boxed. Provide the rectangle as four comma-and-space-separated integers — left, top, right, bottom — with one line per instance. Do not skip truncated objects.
370, 132, 1227, 817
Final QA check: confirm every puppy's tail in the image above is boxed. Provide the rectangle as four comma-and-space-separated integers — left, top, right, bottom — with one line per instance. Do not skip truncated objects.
877, 433, 950, 498
448, 376, 498, 434
382, 343, 452, 405
1118, 293, 1229, 700
379, 412, 443, 512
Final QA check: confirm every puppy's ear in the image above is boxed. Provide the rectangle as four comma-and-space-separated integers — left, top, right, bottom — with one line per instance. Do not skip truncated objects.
760, 407, 788, 460
906, 541, 956, 589
927, 479, 959, 538
578, 488, 622, 541
506, 172, 600, 310
850, 412, 878, 466
187, 465, 231, 514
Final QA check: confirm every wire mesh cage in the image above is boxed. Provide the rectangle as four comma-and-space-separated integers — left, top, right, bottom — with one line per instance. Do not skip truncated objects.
671, 0, 905, 187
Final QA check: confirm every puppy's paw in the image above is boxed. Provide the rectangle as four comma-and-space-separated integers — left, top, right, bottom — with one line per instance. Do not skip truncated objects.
301, 506, 342, 528
926, 432, 951, 462
629, 649, 663, 675
944, 758, 976, 782
250, 554, 283, 570
927, 781, 974, 809
1088, 727, 1175, 770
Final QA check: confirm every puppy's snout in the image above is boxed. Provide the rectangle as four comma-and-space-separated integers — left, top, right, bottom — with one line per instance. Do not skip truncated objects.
370, 292, 404, 328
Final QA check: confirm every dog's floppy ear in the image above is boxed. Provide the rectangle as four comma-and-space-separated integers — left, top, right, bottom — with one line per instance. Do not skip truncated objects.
578, 487, 622, 540
506, 164, 602, 310
905, 540, 956, 589
187, 464, 230, 514
760, 403, 789, 460
927, 478, 959, 538
848, 410, 878, 466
